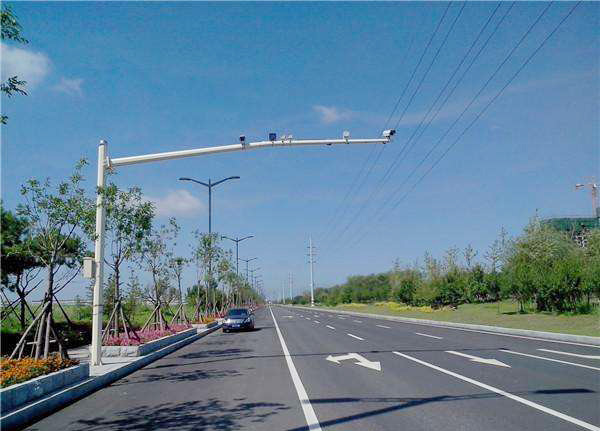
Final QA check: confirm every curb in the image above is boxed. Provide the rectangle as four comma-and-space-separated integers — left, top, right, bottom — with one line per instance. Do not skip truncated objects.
288, 305, 600, 346
0, 324, 221, 431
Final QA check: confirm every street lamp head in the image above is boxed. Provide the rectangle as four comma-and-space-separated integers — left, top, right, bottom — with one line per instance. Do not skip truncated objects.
179, 177, 191, 181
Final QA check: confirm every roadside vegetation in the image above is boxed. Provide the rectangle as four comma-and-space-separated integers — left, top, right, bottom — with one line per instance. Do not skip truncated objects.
0, 355, 79, 388
292, 223, 600, 336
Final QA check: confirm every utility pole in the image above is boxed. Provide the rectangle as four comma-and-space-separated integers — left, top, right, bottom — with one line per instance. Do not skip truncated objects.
289, 272, 293, 303
308, 236, 316, 307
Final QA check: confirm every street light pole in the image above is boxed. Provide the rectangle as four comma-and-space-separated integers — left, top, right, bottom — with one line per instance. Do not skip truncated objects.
241, 257, 257, 282
179, 176, 240, 235
222, 235, 254, 275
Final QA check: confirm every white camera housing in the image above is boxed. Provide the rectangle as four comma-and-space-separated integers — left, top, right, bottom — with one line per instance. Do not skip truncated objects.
382, 129, 396, 138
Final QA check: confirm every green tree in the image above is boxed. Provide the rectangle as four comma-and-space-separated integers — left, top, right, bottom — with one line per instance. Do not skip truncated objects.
139, 219, 178, 330
1, 206, 43, 329
102, 184, 153, 334
12, 160, 95, 358
1, 5, 28, 124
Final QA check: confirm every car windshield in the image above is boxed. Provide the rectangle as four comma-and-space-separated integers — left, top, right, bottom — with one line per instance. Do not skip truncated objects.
227, 309, 248, 317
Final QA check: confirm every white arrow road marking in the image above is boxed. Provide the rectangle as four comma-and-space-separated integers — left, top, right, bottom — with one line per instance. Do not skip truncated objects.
326, 325, 335, 330
347, 333, 364, 341
446, 351, 511, 368
326, 353, 381, 371
538, 349, 600, 360
416, 332, 443, 340
393, 351, 600, 431
500, 349, 600, 371
376, 324, 391, 329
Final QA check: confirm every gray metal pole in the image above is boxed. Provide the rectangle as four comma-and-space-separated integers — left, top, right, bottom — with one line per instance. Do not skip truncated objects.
309, 236, 315, 307
91, 141, 107, 366
208, 178, 212, 235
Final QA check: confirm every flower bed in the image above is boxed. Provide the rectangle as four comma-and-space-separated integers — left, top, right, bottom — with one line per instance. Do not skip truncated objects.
103, 324, 192, 346
0, 355, 79, 389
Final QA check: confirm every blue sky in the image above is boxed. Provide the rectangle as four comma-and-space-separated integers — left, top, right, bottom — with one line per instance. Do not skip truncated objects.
2, 2, 598, 301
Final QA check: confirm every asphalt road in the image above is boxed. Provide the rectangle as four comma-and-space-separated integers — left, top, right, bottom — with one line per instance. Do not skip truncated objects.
26, 306, 600, 431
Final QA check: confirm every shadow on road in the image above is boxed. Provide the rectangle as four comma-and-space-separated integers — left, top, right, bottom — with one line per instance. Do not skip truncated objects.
33, 399, 291, 431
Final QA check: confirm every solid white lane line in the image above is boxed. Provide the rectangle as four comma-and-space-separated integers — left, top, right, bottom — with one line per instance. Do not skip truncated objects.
538, 349, 600, 360
353, 320, 363, 323
376, 324, 391, 329
314, 320, 320, 324
269, 307, 322, 431
415, 332, 443, 340
500, 349, 600, 371
392, 351, 600, 431
326, 325, 336, 330
347, 333, 364, 341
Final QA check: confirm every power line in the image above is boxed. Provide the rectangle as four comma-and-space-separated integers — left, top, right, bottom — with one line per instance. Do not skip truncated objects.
317, 9, 427, 245
352, 1, 581, 246
340, 1, 513, 249
326, 2, 466, 249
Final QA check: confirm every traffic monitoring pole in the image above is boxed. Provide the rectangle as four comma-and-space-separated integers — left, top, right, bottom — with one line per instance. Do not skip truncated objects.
89, 131, 394, 365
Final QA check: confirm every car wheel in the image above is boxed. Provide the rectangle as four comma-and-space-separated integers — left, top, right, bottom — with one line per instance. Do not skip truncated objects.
223, 328, 228, 333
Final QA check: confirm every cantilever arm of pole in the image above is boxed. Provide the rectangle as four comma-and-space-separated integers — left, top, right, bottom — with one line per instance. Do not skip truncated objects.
212, 176, 240, 187
179, 177, 209, 187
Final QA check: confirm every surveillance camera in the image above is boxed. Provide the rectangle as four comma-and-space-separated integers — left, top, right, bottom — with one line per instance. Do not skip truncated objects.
343, 130, 350, 139
239, 135, 246, 144
382, 129, 396, 138
268, 132, 276, 141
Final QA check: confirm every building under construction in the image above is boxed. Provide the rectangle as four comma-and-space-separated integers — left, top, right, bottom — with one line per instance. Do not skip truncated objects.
542, 180, 599, 247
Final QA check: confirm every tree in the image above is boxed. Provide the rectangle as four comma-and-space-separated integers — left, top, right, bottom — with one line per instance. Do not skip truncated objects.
168, 256, 190, 324
139, 219, 178, 330
102, 184, 153, 338
1, 206, 43, 329
11, 160, 95, 359
192, 231, 224, 319
1, 5, 28, 124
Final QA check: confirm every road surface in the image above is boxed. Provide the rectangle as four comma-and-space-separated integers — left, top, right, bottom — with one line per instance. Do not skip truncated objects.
26, 306, 600, 431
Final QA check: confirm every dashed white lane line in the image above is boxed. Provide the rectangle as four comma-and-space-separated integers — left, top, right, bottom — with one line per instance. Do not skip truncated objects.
376, 324, 391, 329
270, 307, 322, 431
538, 349, 600, 360
305, 317, 311, 320
415, 332, 443, 340
347, 333, 364, 341
326, 325, 336, 330
314, 320, 320, 324
353, 320, 363, 323
392, 351, 600, 431
500, 349, 600, 371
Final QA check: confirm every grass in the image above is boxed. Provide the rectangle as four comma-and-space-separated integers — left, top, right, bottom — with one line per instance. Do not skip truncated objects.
316, 300, 600, 337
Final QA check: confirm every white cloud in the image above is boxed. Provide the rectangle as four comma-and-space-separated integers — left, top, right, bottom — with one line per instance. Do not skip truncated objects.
0, 42, 50, 89
146, 190, 205, 218
53, 77, 83, 97
313, 105, 354, 124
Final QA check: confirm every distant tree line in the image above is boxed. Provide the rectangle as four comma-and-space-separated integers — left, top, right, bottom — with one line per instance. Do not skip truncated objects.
292, 222, 600, 314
